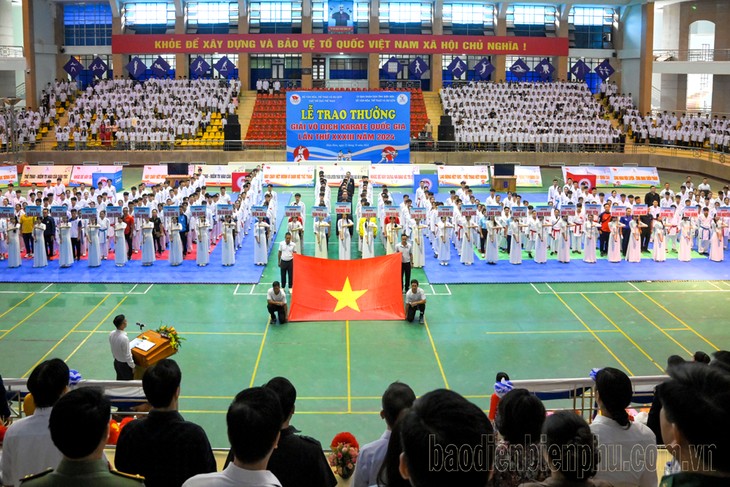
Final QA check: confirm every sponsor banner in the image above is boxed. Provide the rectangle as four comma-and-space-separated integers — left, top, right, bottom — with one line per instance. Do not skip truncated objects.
192, 164, 248, 187
191, 205, 207, 218
142, 165, 170, 186
560, 205, 576, 217
413, 174, 439, 194
335, 202, 351, 215
133, 206, 151, 218
437, 166, 490, 188
585, 204, 602, 216
437, 206, 453, 218
106, 206, 123, 218
488, 165, 543, 187
217, 204, 234, 216
286, 206, 303, 217
263, 164, 315, 187
632, 204, 649, 216
20, 166, 73, 187
511, 206, 528, 218
716, 207, 730, 218
25, 206, 42, 217
561, 166, 660, 188
80, 207, 97, 220
251, 206, 268, 218
70, 165, 120, 187
113, 34, 569, 56
361, 206, 377, 218
51, 206, 68, 218
611, 206, 628, 217
92, 172, 123, 192
385, 205, 399, 217
288, 92, 410, 163
369, 164, 420, 187
0, 166, 19, 185
316, 164, 369, 187
410, 207, 427, 219
660, 208, 677, 219
536, 206, 553, 218
312, 206, 329, 218
461, 205, 478, 217
683, 206, 699, 218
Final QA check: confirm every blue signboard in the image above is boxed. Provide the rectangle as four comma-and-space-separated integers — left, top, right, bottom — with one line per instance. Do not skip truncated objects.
286, 91, 411, 163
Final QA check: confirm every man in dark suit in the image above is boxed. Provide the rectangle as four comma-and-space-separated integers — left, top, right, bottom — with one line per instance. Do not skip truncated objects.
644, 185, 661, 207
619, 208, 633, 256
41, 208, 56, 259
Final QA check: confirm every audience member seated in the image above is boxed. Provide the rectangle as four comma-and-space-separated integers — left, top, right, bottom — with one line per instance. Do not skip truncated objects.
352, 381, 416, 487
115, 359, 216, 487
0, 359, 68, 487
656, 362, 730, 486
521, 411, 612, 487
182, 387, 284, 486
492, 388, 550, 487
399, 388, 494, 487
591, 367, 658, 487
20, 387, 144, 486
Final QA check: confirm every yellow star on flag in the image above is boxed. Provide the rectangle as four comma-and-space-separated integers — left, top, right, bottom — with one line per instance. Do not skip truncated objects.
327, 277, 368, 312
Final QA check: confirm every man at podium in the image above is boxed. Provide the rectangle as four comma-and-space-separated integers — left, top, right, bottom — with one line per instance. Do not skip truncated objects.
109, 314, 135, 380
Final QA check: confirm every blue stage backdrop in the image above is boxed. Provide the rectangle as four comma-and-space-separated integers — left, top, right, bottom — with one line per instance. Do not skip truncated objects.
286, 91, 410, 163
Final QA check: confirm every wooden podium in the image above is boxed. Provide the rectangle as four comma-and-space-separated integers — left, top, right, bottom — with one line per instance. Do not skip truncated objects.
492, 176, 517, 193
131, 331, 176, 379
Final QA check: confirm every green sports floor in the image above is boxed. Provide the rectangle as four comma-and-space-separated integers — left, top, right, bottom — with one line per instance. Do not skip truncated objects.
0, 168, 728, 449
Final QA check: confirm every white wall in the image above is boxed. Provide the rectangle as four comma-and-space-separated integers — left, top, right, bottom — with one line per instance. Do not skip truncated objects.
618, 4, 643, 103
31, 0, 58, 103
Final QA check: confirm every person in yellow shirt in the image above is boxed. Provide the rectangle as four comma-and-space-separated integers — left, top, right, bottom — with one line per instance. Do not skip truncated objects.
20, 212, 35, 258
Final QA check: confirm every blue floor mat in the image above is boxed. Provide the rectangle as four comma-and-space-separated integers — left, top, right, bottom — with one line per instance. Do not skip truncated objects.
0, 194, 292, 285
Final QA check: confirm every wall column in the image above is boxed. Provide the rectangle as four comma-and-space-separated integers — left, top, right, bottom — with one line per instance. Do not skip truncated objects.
22, 0, 37, 108
368, 0, 380, 89
238, 1, 250, 89
638, 2, 654, 114
430, 0, 442, 91
175, 16, 187, 78
555, 4, 569, 81
112, 16, 125, 79
301, 0, 313, 89
494, 4, 507, 82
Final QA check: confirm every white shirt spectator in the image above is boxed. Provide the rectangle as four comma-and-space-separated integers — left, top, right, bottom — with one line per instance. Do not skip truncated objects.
266, 288, 287, 304
278, 241, 295, 261
351, 430, 390, 487
109, 328, 134, 369
182, 464, 281, 487
590, 415, 658, 487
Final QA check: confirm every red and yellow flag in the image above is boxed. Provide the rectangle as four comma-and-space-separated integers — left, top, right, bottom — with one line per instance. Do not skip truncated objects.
288, 254, 406, 322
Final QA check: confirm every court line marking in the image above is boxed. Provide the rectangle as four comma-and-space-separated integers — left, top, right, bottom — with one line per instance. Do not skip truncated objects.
547, 287, 633, 375
22, 294, 112, 378
635, 291, 720, 351
581, 293, 665, 373
65, 296, 129, 362
249, 319, 271, 387
69, 330, 264, 336
627, 282, 642, 292
614, 293, 693, 356
0, 294, 61, 341
346, 320, 352, 413
0, 293, 36, 321
424, 317, 450, 389
708, 281, 723, 290
485, 330, 620, 335
128, 284, 138, 294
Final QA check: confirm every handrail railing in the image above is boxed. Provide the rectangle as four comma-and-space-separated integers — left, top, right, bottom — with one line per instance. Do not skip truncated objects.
653, 49, 730, 62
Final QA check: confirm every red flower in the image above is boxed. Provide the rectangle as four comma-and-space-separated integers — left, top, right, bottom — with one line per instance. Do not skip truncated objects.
331, 432, 359, 450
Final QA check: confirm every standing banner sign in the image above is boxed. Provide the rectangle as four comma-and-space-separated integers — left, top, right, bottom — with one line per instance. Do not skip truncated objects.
191, 206, 207, 218
263, 164, 315, 187
0, 166, 19, 185
511, 206, 527, 218
251, 206, 268, 218
535, 206, 553, 218
461, 205, 478, 217
660, 208, 676, 219
486, 206, 502, 217
438, 206, 454, 218
585, 204, 601, 216
71, 165, 119, 186
716, 207, 730, 218
335, 202, 351, 214
80, 208, 98, 220
312, 206, 329, 218
611, 206, 628, 217
192, 164, 248, 187
217, 204, 234, 216
142, 166, 170, 186
488, 165, 543, 187
25, 206, 42, 217
562, 166, 660, 188
369, 164, 419, 187
133, 207, 151, 218
632, 204, 649, 216
560, 205, 576, 217
285, 206, 302, 217
413, 174, 439, 194
361, 206, 377, 218
316, 163, 369, 187
287, 91, 410, 163
437, 166, 490, 188
20, 166, 73, 187
385, 206, 399, 217
106, 206, 123, 218
0, 207, 14, 218
410, 207, 427, 219
683, 206, 699, 218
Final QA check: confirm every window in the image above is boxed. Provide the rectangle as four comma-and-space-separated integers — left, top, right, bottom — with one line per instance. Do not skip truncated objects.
506, 4, 556, 37
568, 7, 616, 49
186, 2, 238, 33
249, 0, 302, 33
379, 1, 432, 34
443, 2, 495, 36
330, 58, 368, 79
63, 3, 112, 46
122, 3, 175, 34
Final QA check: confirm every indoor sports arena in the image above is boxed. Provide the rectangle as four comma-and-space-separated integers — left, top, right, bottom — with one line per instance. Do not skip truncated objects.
1, 0, 729, 486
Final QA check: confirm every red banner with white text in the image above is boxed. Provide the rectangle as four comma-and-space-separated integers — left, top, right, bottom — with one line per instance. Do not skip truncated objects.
112, 34, 568, 56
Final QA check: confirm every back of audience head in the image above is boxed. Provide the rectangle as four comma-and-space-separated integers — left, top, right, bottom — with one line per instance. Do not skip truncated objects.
657, 362, 730, 474
399, 389, 494, 487
495, 371, 510, 383
595, 367, 632, 428
50, 387, 110, 460
693, 351, 711, 364
710, 350, 730, 374
542, 411, 600, 482
143, 358, 181, 408
227, 387, 283, 467
382, 381, 416, 429
27, 358, 69, 408
264, 376, 296, 421
495, 388, 545, 444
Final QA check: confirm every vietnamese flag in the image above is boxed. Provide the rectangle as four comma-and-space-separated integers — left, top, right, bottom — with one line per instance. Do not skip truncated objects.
566, 172, 597, 190
288, 253, 405, 321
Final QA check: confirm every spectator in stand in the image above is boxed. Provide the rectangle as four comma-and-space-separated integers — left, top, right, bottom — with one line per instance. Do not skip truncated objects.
182, 387, 284, 487
492, 389, 550, 487
656, 363, 730, 486
352, 382, 416, 487
399, 389, 494, 487
521, 411, 612, 487
115, 359, 216, 487
0, 359, 68, 487
20, 387, 144, 486
591, 367, 658, 487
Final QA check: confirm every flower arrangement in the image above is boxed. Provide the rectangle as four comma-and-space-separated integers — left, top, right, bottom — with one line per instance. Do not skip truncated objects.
328, 432, 359, 479
156, 325, 185, 350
